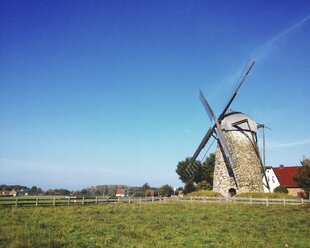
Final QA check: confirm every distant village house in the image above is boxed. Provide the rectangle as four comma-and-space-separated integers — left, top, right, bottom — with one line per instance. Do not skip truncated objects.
0, 189, 17, 197
116, 189, 127, 197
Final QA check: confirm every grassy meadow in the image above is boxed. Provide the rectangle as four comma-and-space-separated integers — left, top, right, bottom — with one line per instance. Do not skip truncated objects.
0, 202, 309, 248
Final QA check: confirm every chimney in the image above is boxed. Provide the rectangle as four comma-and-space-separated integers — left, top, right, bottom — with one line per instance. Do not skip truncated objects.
279, 164, 284, 168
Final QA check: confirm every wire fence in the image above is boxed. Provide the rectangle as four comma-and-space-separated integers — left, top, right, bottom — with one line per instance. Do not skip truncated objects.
0, 195, 309, 207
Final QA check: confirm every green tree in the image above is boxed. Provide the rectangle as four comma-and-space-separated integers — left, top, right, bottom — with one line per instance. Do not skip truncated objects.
142, 183, 150, 196
196, 180, 212, 191
176, 153, 215, 185
202, 153, 215, 186
294, 158, 310, 198
159, 184, 173, 197
59, 189, 71, 195
133, 191, 145, 197
94, 190, 102, 195
30, 186, 38, 195
184, 181, 195, 194
37, 187, 43, 195
80, 189, 88, 195
176, 158, 203, 184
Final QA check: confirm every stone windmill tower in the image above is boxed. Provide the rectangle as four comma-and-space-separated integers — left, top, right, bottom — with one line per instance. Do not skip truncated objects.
189, 61, 270, 196
213, 111, 264, 195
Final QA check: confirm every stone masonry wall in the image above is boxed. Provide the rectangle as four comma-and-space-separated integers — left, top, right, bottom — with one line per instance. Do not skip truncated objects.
213, 130, 263, 196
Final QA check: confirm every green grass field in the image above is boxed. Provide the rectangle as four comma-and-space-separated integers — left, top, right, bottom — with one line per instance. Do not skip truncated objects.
0, 202, 309, 248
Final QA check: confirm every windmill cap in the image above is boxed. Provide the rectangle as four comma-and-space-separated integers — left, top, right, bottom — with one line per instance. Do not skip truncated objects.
221, 112, 258, 132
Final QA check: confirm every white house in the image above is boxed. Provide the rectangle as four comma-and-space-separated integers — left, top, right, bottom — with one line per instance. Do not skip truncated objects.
116, 189, 127, 197
263, 165, 305, 197
263, 167, 280, 192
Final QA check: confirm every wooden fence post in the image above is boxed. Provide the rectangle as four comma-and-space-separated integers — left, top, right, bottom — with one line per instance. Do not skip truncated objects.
96, 196, 98, 204
152, 197, 154, 203
15, 198, 18, 207
82, 197, 85, 205
36, 197, 38, 207
190, 196, 192, 202
139, 197, 142, 204
250, 196, 252, 205
68, 197, 70, 206
283, 198, 286, 206
301, 198, 304, 206
128, 197, 131, 204
53, 197, 56, 206
118, 197, 120, 203
266, 197, 269, 207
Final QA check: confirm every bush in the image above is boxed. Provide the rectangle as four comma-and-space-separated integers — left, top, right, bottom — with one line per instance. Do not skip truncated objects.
274, 186, 289, 194
297, 191, 307, 199
196, 181, 212, 191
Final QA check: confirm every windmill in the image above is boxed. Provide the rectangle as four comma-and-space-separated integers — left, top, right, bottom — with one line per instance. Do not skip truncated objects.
189, 61, 270, 195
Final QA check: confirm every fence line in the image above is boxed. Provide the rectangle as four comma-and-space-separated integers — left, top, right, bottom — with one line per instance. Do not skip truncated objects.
0, 196, 308, 207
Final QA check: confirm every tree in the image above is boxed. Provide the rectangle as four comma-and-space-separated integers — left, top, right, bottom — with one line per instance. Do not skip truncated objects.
159, 184, 173, 197
294, 158, 310, 198
59, 189, 71, 195
95, 190, 102, 195
176, 153, 215, 185
80, 189, 88, 195
196, 180, 212, 191
30, 186, 38, 195
133, 191, 145, 197
184, 181, 195, 194
142, 183, 150, 192
202, 153, 215, 186
176, 158, 204, 184
142, 183, 151, 196
37, 187, 43, 195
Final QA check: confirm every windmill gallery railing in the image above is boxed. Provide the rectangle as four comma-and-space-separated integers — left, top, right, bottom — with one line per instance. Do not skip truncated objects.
0, 195, 309, 207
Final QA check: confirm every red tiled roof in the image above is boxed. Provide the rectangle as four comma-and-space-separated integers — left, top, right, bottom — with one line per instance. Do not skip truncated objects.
116, 189, 126, 195
273, 166, 301, 187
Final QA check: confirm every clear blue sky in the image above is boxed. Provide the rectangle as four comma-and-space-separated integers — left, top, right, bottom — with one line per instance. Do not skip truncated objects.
1, 1, 309, 190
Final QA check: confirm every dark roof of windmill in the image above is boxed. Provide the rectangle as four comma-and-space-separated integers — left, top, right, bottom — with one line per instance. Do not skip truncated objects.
273, 166, 301, 187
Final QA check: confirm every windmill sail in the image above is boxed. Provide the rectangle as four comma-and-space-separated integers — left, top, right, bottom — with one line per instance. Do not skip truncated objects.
192, 60, 255, 161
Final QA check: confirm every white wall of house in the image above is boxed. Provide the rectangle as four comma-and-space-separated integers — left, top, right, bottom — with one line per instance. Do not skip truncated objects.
116, 193, 126, 197
263, 168, 280, 192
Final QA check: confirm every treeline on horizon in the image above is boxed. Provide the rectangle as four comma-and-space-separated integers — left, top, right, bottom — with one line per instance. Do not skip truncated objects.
0, 183, 179, 197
